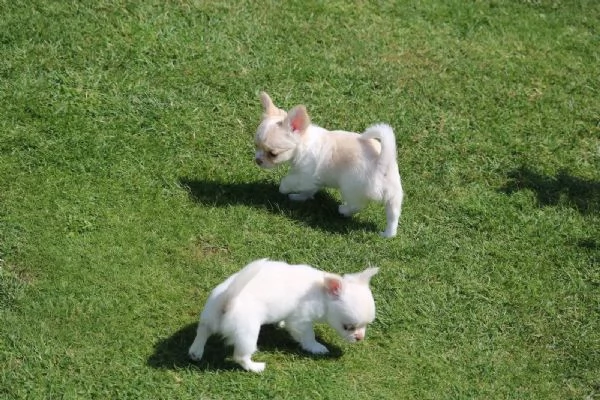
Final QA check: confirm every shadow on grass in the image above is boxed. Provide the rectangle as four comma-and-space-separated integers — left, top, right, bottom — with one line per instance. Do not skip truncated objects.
147, 322, 342, 372
499, 166, 600, 215
179, 178, 378, 234
577, 238, 600, 250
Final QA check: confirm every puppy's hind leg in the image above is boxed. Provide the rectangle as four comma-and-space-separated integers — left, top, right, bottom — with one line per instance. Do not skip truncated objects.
381, 192, 403, 238
231, 322, 265, 372
188, 321, 211, 361
338, 188, 367, 217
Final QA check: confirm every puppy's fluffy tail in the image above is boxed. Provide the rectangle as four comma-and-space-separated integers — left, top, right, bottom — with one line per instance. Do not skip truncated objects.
361, 123, 397, 172
222, 258, 267, 305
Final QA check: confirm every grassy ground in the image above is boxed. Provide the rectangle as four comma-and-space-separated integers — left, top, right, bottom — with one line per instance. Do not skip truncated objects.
1, 0, 598, 398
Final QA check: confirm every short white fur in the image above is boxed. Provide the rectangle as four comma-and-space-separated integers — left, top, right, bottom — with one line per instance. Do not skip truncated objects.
188, 258, 379, 372
254, 92, 404, 238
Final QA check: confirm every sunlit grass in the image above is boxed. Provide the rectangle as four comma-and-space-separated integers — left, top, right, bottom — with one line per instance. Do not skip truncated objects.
1, 1, 598, 398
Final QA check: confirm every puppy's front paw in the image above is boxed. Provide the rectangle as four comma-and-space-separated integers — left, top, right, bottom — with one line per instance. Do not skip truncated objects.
338, 204, 358, 217
234, 356, 266, 373
380, 228, 397, 238
303, 341, 329, 355
288, 192, 313, 201
279, 180, 294, 194
242, 361, 266, 373
188, 348, 203, 361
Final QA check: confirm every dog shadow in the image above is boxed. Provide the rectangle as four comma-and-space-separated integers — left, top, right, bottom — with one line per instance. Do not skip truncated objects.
499, 166, 600, 215
179, 178, 379, 234
147, 323, 343, 372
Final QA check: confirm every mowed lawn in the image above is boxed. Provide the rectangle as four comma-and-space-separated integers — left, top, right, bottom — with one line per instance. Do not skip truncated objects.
1, 1, 598, 398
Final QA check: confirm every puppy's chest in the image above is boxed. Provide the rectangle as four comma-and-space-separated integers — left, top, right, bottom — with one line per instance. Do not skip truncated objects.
292, 164, 342, 188
264, 296, 325, 322
316, 173, 341, 189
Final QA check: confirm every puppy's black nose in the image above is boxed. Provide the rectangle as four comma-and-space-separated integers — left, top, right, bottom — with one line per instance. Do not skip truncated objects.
255, 158, 263, 165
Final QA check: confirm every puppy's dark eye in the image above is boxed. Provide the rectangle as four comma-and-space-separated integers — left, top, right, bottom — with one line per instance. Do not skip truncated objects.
343, 324, 356, 331
268, 151, 277, 158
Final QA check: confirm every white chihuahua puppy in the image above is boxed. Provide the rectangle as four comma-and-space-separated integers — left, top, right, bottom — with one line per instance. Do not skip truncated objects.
254, 92, 404, 237
188, 258, 378, 372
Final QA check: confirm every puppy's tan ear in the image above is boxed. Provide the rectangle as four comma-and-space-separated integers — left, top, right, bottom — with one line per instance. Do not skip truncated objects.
285, 105, 311, 134
324, 275, 343, 298
260, 92, 281, 117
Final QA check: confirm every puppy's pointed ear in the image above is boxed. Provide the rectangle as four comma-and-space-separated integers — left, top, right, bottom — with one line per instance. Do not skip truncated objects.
285, 105, 310, 134
324, 275, 343, 298
345, 267, 379, 285
260, 92, 280, 117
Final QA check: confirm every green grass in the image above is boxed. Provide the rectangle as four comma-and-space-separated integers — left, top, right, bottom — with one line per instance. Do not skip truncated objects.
1, 0, 599, 398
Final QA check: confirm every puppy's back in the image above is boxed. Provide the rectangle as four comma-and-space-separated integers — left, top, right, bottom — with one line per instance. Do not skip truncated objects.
223, 260, 325, 324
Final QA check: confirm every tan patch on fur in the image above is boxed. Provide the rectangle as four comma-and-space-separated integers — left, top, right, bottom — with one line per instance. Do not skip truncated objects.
260, 92, 287, 118
329, 132, 382, 167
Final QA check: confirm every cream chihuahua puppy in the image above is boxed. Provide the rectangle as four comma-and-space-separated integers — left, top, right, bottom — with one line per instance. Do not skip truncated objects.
254, 92, 404, 238
188, 258, 378, 372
